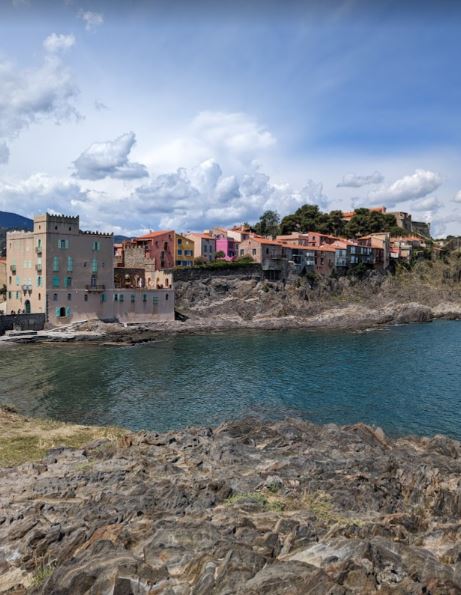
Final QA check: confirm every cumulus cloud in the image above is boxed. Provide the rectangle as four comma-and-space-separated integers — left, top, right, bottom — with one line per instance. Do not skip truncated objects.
145, 111, 276, 172
0, 40, 80, 157
369, 169, 442, 207
0, 173, 89, 215
337, 171, 384, 188
123, 159, 328, 232
0, 143, 9, 165
72, 132, 148, 180
43, 33, 76, 53
78, 11, 104, 31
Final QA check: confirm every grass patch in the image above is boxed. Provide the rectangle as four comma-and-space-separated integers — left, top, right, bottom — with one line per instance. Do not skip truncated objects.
31, 562, 55, 588
0, 407, 125, 467
225, 491, 285, 512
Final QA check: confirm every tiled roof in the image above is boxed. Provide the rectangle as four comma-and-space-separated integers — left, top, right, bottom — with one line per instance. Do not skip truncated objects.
136, 230, 174, 239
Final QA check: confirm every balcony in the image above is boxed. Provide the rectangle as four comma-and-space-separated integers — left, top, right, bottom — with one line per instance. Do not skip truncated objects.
36, 264, 42, 272
10, 265, 16, 273
261, 257, 286, 271
22, 284, 32, 292
35, 246, 42, 254
85, 284, 106, 292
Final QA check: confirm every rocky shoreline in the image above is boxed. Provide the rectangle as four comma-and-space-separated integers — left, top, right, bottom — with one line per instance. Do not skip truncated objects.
1, 411, 461, 593
2, 300, 461, 346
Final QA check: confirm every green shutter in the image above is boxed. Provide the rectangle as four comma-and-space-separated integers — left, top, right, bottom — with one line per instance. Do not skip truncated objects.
55, 307, 60, 317
66, 306, 71, 317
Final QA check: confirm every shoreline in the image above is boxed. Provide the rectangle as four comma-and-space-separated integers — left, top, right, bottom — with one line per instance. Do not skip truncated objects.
2, 299, 461, 345
1, 408, 461, 593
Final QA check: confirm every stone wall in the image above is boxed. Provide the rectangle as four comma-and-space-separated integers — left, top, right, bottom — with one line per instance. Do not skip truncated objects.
0, 313, 46, 336
170, 264, 262, 282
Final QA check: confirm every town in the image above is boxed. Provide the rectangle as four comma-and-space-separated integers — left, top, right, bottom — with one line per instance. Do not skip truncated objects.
0, 205, 446, 332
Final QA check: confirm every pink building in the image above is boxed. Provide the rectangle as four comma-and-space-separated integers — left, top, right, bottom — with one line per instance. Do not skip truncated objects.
215, 233, 237, 261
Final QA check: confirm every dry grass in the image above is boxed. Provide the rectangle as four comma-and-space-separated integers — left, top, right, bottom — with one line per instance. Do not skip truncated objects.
0, 407, 125, 467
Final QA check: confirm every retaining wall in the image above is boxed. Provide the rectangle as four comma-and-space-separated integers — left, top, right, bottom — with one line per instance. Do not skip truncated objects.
171, 264, 262, 282
0, 313, 46, 336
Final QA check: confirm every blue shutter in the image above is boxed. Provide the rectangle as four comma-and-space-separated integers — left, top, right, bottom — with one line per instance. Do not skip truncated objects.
66, 306, 71, 317
55, 307, 60, 317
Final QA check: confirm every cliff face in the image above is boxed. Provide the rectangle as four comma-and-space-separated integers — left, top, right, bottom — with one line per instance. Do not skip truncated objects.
1, 413, 461, 594
173, 257, 461, 327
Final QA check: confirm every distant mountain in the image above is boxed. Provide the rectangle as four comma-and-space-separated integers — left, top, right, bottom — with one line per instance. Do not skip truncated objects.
0, 211, 33, 231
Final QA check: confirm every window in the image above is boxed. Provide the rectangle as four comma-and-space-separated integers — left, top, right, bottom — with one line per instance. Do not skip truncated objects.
91, 258, 98, 273
67, 256, 73, 272
8, 291, 11, 299
53, 293, 58, 301
84, 294, 88, 302
178, 249, 183, 255
114, 294, 118, 302
240, 250, 244, 256
67, 293, 72, 301
153, 296, 159, 304
58, 239, 69, 249
52, 276, 59, 288
64, 276, 72, 288
38, 293, 41, 300
165, 293, 169, 300
178, 238, 182, 245
37, 276, 42, 287
252, 249, 256, 256
92, 240, 101, 251
143, 294, 147, 303
163, 242, 168, 250
53, 256, 59, 272
131, 294, 135, 303
100, 293, 106, 303
119, 294, 124, 302
15, 291, 19, 299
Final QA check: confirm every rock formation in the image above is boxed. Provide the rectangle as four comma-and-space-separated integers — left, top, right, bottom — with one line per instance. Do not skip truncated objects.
1, 417, 461, 593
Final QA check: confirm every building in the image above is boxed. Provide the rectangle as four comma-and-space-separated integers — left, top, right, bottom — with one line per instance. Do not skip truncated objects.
311, 246, 337, 275
0, 257, 6, 313
357, 233, 390, 270
276, 232, 311, 246
332, 240, 374, 270
238, 237, 288, 281
6, 214, 174, 326
175, 234, 194, 266
132, 230, 175, 269
215, 231, 238, 261
343, 206, 431, 238
186, 233, 216, 262
342, 207, 387, 222
226, 225, 253, 243
283, 245, 316, 274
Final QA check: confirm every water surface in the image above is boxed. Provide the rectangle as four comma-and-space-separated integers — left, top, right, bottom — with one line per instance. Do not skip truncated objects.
1, 320, 461, 439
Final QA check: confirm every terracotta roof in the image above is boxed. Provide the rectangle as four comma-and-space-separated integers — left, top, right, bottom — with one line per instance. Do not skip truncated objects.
242, 237, 283, 246
136, 230, 174, 240
187, 233, 215, 240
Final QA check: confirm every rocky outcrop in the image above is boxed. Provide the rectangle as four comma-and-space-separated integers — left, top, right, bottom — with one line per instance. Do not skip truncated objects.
1, 418, 461, 593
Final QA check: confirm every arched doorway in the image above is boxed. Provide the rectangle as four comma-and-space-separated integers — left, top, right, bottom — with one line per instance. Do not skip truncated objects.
59, 306, 66, 318
24, 300, 31, 314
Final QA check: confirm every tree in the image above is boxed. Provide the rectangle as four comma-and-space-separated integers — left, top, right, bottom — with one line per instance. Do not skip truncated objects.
254, 210, 280, 238
215, 250, 225, 259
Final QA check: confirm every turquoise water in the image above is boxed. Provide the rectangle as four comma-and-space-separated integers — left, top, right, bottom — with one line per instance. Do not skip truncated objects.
1, 320, 461, 439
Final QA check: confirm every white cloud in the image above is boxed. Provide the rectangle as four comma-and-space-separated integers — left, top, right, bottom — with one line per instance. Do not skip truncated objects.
337, 170, 384, 188
0, 143, 9, 165
454, 191, 461, 203
43, 33, 76, 53
78, 10, 104, 31
121, 159, 328, 232
369, 169, 442, 207
0, 173, 89, 216
72, 132, 148, 180
144, 111, 276, 172
0, 42, 80, 158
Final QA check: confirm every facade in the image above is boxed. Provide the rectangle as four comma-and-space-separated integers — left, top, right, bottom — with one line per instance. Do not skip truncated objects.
6, 214, 174, 326
332, 240, 374, 270
175, 234, 194, 266
0, 257, 6, 313
186, 233, 216, 262
284, 245, 316, 274
238, 237, 288, 281
133, 230, 175, 270
215, 232, 238, 261
311, 246, 336, 275
226, 225, 253, 243
358, 233, 389, 270
276, 233, 311, 246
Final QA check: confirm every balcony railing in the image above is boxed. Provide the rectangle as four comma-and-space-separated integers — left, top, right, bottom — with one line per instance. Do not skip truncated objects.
85, 284, 106, 292
22, 284, 32, 291
35, 246, 42, 254
10, 265, 16, 273
36, 264, 42, 272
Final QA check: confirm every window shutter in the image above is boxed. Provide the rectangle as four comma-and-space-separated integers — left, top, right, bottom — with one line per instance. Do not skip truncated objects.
55, 307, 60, 317
66, 306, 71, 317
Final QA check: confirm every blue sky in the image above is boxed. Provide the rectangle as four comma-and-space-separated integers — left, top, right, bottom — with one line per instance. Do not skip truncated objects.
0, 0, 460, 236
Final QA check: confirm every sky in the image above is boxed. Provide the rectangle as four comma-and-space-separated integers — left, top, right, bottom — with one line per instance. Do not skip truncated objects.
0, 0, 460, 237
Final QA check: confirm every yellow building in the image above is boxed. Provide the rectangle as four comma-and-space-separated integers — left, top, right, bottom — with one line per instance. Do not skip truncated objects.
175, 233, 194, 266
